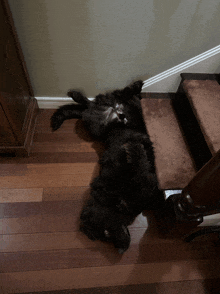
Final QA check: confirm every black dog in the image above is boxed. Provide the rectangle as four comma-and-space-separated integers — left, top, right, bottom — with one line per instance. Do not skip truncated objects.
50, 80, 146, 140
51, 80, 164, 252
80, 141, 165, 253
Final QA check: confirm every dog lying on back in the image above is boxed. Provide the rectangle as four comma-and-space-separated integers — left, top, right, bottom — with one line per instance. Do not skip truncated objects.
80, 139, 165, 253
50, 80, 146, 140
51, 80, 164, 252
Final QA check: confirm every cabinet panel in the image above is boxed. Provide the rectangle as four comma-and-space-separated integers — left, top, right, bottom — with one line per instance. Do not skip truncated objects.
0, 0, 39, 156
0, 103, 17, 146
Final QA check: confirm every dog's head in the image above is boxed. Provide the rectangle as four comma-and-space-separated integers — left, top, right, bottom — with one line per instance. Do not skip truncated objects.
80, 199, 131, 254
82, 80, 145, 138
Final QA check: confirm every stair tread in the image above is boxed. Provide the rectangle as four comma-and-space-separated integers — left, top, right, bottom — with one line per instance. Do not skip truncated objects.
141, 96, 196, 190
183, 79, 220, 154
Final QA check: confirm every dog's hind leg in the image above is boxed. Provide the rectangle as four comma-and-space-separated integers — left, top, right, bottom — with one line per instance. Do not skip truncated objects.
50, 103, 86, 131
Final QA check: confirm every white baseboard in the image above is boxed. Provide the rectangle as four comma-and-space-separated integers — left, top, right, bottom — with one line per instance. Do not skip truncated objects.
36, 45, 220, 108
36, 97, 72, 109
142, 44, 220, 92
36, 97, 94, 109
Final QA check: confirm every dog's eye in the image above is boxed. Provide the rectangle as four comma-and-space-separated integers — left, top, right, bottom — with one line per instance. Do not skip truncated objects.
104, 230, 111, 238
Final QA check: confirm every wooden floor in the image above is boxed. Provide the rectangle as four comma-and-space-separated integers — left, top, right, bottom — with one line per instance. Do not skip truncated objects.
1, 109, 220, 294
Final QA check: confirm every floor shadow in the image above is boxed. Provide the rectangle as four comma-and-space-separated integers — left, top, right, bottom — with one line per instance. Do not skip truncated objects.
125, 205, 220, 293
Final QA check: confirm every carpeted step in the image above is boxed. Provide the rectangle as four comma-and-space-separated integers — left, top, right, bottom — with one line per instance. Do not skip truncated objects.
141, 95, 196, 190
172, 75, 220, 170
182, 79, 220, 155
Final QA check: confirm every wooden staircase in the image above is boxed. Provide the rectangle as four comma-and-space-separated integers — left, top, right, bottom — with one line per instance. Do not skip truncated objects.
141, 73, 220, 191
141, 73, 220, 233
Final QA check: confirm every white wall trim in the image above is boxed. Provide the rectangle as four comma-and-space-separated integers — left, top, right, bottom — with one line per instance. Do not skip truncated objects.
142, 44, 220, 93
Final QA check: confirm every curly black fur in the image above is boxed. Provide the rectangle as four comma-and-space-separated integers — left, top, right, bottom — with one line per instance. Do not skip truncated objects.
80, 198, 132, 254
80, 140, 165, 253
50, 80, 145, 139
92, 129, 164, 212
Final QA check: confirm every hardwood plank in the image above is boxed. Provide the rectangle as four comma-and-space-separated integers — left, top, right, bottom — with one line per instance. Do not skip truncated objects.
0, 231, 97, 252
0, 152, 99, 164
1, 238, 220, 273
0, 200, 86, 218
31, 142, 100, 153
43, 186, 90, 201
5, 280, 220, 294
2, 260, 220, 293
0, 188, 43, 203
154, 279, 219, 294
1, 210, 148, 235
0, 164, 28, 176
2, 225, 206, 253
35, 124, 79, 134
0, 163, 98, 177
26, 162, 98, 175
33, 132, 90, 144
1, 214, 79, 234
0, 171, 97, 189
0, 247, 140, 273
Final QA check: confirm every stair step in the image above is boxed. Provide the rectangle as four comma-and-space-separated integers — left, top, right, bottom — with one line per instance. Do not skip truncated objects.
173, 90, 213, 171
179, 73, 219, 82
182, 79, 220, 155
141, 96, 196, 190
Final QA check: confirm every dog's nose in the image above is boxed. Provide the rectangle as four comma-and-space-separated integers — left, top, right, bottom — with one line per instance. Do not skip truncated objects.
118, 113, 125, 120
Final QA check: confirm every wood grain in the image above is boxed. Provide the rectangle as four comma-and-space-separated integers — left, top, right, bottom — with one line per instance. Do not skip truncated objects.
0, 188, 43, 203
2, 260, 220, 293
0, 171, 96, 188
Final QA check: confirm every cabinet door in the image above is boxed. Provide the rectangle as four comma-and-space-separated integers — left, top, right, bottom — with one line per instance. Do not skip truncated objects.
0, 0, 38, 156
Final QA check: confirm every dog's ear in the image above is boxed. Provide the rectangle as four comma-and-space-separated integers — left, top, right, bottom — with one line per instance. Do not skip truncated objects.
129, 80, 144, 95
121, 80, 144, 100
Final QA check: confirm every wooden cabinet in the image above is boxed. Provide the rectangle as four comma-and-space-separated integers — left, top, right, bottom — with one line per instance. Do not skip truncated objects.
0, 0, 39, 156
